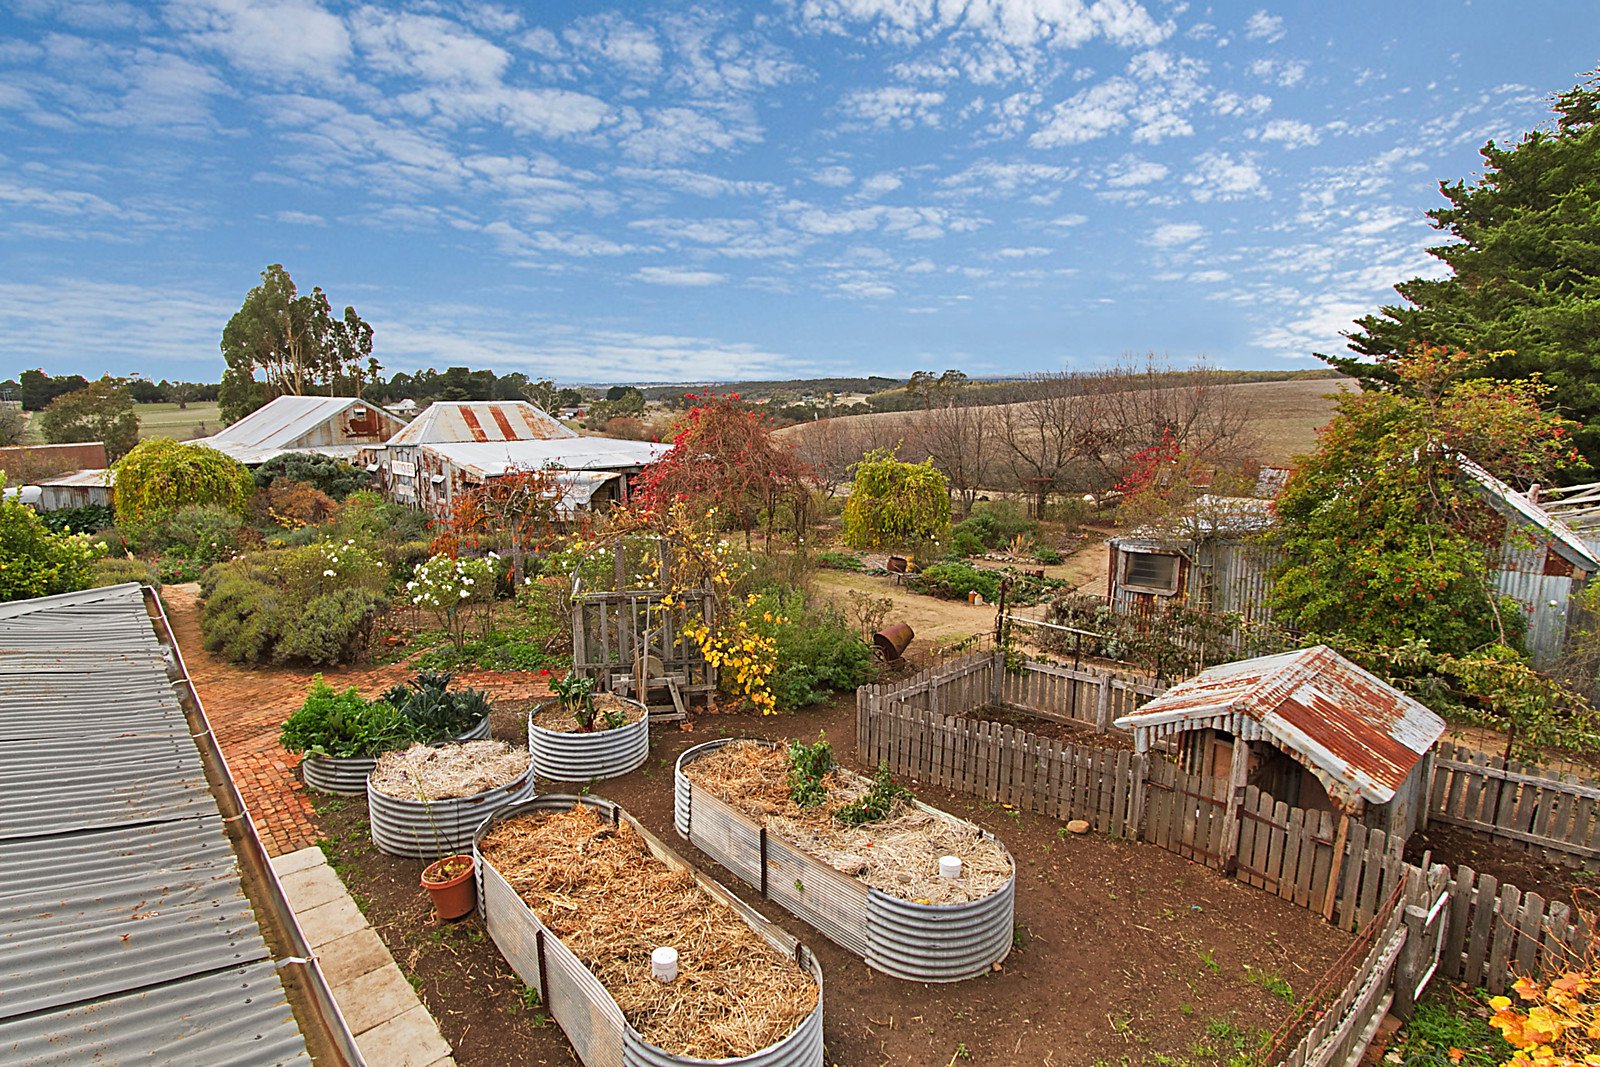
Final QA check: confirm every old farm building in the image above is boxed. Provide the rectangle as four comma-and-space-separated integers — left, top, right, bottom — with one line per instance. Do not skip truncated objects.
1116, 645, 1447, 839
365, 400, 667, 517
190, 394, 407, 465
1107, 462, 1599, 666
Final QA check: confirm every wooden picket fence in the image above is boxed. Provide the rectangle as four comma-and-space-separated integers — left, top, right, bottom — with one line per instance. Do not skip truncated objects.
1430, 740, 1600, 866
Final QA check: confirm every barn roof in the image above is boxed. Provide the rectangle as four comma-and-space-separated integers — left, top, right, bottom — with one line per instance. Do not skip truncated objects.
191, 395, 399, 465
1457, 456, 1598, 572
420, 437, 668, 476
1114, 645, 1445, 807
387, 401, 577, 445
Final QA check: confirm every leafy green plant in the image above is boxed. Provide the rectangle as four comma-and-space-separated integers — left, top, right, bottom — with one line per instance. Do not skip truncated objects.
787, 733, 834, 809
381, 671, 493, 740
199, 542, 389, 665
113, 437, 254, 525
835, 761, 913, 826
912, 561, 1003, 603
89, 556, 162, 590
841, 449, 951, 550
749, 592, 875, 710
949, 502, 1038, 552
36, 504, 115, 534
1389, 991, 1511, 1066
816, 550, 864, 571
253, 451, 371, 500
551, 672, 598, 730
279, 676, 409, 758
0, 476, 106, 602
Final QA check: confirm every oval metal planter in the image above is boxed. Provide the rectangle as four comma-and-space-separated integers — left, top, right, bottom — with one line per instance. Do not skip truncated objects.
368, 760, 536, 859
299, 712, 493, 795
527, 700, 648, 783
674, 738, 1016, 983
475, 794, 824, 1067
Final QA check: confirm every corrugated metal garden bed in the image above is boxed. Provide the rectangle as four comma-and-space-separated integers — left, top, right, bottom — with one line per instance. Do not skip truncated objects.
527, 699, 649, 783
475, 794, 824, 1067
367, 747, 535, 859
301, 712, 491, 795
674, 738, 1016, 983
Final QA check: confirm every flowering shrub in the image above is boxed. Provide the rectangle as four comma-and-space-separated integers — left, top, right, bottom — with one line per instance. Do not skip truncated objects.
408, 553, 495, 651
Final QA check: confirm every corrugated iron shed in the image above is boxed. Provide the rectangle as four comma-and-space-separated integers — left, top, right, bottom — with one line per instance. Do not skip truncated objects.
0, 584, 316, 1065
191, 395, 402, 465
386, 400, 578, 445
1114, 645, 1446, 807
1458, 456, 1599, 572
420, 437, 668, 475
34, 467, 115, 489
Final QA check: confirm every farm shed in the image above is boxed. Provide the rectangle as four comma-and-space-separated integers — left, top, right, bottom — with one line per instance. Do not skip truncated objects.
0, 583, 360, 1064
1108, 463, 1599, 666
369, 400, 667, 517
33, 466, 114, 510
1115, 645, 1446, 841
0, 440, 108, 482
190, 394, 406, 465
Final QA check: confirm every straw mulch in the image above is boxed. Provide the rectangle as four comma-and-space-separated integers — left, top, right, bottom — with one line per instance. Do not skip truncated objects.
530, 693, 644, 733
479, 807, 816, 1059
368, 741, 529, 801
684, 741, 1013, 905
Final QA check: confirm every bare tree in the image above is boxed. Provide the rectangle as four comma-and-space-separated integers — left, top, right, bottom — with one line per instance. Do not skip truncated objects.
916, 385, 991, 517
998, 372, 1101, 518
785, 415, 912, 497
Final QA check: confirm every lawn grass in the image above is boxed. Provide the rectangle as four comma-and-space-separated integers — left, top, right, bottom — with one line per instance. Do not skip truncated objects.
135, 401, 223, 441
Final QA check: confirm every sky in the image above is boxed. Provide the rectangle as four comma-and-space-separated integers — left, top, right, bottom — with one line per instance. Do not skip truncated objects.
0, 1, 1592, 386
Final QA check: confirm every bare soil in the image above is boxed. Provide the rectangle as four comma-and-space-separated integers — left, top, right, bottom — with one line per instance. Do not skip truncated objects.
957, 703, 1138, 752
316, 692, 1355, 1067
1404, 822, 1599, 910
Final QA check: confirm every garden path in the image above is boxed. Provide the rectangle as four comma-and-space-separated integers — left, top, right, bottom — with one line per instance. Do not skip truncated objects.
162, 583, 554, 856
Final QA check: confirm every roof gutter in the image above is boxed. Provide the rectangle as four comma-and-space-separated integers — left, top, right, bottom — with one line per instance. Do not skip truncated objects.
141, 586, 365, 1067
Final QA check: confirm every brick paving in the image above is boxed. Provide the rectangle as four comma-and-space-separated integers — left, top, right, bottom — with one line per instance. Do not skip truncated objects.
163, 583, 554, 856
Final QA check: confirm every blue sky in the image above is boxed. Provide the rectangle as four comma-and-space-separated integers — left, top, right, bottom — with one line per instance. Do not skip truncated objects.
0, 1, 1592, 385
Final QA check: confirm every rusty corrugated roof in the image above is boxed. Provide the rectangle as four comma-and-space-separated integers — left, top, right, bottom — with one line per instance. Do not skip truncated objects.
387, 401, 577, 445
1114, 645, 1445, 805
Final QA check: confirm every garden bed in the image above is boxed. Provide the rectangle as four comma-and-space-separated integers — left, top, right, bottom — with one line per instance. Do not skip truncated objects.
366, 741, 534, 859
475, 795, 823, 1066
299, 711, 490, 794
527, 697, 649, 783
676, 738, 1015, 981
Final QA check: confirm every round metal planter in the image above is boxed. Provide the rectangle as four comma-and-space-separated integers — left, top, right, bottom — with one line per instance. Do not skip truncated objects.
368, 762, 535, 860
675, 738, 1016, 983
526, 700, 649, 783
475, 794, 824, 1067
297, 713, 492, 795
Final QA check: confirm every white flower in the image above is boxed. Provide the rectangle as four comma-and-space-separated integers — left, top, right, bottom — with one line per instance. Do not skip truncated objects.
406, 582, 416, 590
463, 577, 474, 586
323, 569, 336, 577
459, 590, 470, 599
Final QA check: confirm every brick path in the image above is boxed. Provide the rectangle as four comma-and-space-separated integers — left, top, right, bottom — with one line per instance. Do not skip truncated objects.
163, 584, 553, 856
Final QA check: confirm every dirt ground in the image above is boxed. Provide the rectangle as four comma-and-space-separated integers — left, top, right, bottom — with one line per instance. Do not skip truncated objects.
316, 693, 1356, 1067
1404, 822, 1599, 910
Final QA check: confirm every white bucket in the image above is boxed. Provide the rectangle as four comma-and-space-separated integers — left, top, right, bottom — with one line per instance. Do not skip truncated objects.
938, 855, 962, 880
651, 946, 679, 982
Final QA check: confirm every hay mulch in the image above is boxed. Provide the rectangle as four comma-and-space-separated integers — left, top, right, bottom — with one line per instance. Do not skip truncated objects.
684, 741, 1013, 905
530, 693, 644, 734
479, 807, 816, 1060
369, 741, 529, 801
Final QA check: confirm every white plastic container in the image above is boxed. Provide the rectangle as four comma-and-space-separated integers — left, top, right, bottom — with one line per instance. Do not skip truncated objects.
938, 856, 962, 880
651, 946, 679, 982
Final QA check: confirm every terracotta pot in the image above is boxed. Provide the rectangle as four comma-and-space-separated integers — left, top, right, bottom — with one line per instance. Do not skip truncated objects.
420, 854, 476, 920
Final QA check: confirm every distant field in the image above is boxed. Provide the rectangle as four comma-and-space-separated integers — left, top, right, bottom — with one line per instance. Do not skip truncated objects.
778, 377, 1349, 469
136, 402, 222, 441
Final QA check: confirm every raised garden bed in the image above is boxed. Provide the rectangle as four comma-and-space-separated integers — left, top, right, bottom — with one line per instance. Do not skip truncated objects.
367, 741, 534, 859
674, 737, 1016, 982
526, 695, 648, 783
475, 794, 824, 1067
301, 712, 489, 794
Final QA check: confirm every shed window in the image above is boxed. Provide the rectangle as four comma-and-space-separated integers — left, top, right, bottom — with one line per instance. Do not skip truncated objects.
1123, 551, 1179, 594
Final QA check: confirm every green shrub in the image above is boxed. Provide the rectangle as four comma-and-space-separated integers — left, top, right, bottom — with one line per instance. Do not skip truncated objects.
950, 501, 1037, 551
37, 504, 116, 534
199, 542, 389, 665
135, 504, 251, 565
947, 528, 985, 558
1035, 547, 1064, 565
89, 556, 162, 590
816, 550, 864, 571
413, 626, 560, 672
201, 571, 288, 663
0, 477, 106, 602
751, 592, 876, 709
273, 588, 386, 666
253, 452, 370, 500
384, 539, 437, 584
331, 490, 432, 543
279, 676, 409, 759
113, 437, 254, 525
834, 762, 913, 826
912, 561, 1002, 602
787, 733, 834, 808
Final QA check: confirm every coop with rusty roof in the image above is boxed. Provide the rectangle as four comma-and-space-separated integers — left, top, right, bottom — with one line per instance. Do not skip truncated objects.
365, 400, 668, 517
1115, 645, 1447, 839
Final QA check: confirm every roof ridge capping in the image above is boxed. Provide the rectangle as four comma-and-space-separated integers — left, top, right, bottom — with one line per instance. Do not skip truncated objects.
0, 581, 143, 621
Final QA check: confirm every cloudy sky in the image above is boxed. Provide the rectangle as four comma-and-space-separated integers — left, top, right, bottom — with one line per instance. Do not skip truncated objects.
0, 1, 1591, 385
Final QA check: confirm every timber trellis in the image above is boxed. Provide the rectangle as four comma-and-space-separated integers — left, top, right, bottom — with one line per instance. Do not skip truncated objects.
860, 653, 1599, 1066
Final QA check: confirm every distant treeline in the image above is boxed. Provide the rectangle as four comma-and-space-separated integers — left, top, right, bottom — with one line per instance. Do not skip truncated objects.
4, 370, 219, 410
860, 367, 1344, 413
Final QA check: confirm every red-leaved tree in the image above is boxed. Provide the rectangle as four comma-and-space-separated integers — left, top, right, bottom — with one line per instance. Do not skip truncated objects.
635, 393, 809, 549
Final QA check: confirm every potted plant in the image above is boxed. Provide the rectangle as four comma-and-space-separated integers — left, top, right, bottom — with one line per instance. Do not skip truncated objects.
527, 672, 649, 782
420, 854, 476, 919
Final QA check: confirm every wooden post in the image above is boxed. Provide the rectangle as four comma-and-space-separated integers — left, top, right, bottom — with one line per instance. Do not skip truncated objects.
1322, 816, 1352, 922
1392, 903, 1429, 1019
1220, 739, 1252, 875
1128, 753, 1148, 841
990, 651, 1004, 708
1095, 676, 1113, 734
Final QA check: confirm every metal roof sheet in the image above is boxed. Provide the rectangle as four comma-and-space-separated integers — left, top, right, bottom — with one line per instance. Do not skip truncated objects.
1114, 645, 1446, 806
189, 395, 398, 465
34, 467, 115, 488
0, 584, 313, 1064
420, 437, 668, 476
1458, 455, 1599, 571
387, 400, 578, 445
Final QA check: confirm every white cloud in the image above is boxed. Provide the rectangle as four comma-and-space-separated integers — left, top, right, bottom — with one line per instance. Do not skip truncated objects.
1147, 221, 1204, 247
812, 165, 855, 187
634, 265, 727, 286
1031, 50, 1208, 147
350, 10, 508, 86
858, 172, 903, 197
1248, 57, 1308, 87
840, 85, 945, 128
614, 167, 777, 198
1258, 118, 1319, 148
1243, 11, 1285, 43
1030, 77, 1135, 146
940, 160, 1073, 195
1050, 213, 1089, 227
618, 106, 761, 163
564, 13, 662, 77
993, 246, 1051, 258
272, 209, 325, 225
796, 0, 1173, 50
1212, 90, 1272, 117
1185, 151, 1266, 201
1104, 155, 1168, 187
166, 0, 350, 82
